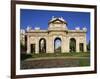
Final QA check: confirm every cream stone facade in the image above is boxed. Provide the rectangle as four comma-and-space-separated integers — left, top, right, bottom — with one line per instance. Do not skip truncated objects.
20, 17, 87, 54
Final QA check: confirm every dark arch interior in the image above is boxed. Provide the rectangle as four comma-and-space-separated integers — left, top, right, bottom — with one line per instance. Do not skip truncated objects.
70, 38, 76, 52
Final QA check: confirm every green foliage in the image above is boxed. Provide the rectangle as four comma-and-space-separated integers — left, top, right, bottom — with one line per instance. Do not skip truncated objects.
20, 42, 26, 53
79, 58, 90, 66
87, 40, 90, 52
31, 52, 90, 58
21, 52, 90, 61
21, 54, 32, 61
20, 42, 25, 48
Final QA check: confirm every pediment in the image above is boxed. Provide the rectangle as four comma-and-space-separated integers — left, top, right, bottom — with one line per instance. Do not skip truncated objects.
52, 19, 66, 24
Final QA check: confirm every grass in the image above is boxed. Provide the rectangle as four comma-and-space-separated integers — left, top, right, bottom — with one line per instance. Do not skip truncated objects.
21, 52, 90, 60
31, 52, 90, 58
21, 52, 90, 68
79, 59, 90, 66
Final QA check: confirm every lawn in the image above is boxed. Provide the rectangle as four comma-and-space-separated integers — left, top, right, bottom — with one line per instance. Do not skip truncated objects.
21, 52, 90, 69
21, 52, 90, 60
31, 52, 90, 58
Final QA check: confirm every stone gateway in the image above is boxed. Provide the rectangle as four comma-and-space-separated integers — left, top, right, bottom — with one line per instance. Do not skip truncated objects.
20, 17, 87, 54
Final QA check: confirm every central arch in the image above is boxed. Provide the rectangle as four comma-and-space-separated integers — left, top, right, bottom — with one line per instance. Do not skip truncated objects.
54, 37, 62, 53
69, 38, 76, 52
39, 38, 46, 53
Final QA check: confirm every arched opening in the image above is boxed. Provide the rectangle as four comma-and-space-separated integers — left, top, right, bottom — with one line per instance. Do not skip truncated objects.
39, 38, 46, 53
70, 38, 76, 52
54, 38, 62, 53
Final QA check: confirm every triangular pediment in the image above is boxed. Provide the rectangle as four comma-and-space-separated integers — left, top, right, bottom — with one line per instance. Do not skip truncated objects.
48, 17, 67, 24
53, 19, 64, 24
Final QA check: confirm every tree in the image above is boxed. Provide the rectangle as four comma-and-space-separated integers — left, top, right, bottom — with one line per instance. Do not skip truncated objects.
20, 41, 26, 53
87, 40, 90, 52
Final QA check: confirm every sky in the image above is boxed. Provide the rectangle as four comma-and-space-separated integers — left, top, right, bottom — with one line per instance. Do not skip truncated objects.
20, 9, 90, 43
55, 39, 61, 49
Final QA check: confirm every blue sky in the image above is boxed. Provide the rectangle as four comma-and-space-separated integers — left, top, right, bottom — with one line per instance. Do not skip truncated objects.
20, 9, 90, 43
55, 39, 61, 49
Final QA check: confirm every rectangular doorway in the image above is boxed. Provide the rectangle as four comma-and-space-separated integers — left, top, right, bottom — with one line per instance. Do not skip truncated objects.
30, 44, 35, 53
79, 43, 84, 52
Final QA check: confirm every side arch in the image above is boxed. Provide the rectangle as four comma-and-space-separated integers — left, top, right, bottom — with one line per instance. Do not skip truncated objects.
39, 38, 46, 53
54, 37, 62, 53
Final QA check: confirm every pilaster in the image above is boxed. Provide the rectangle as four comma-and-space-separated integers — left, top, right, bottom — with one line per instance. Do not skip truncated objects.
26, 35, 30, 54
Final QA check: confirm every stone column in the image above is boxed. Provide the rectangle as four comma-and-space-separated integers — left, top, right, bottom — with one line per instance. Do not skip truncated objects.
84, 43, 87, 52
52, 36, 55, 53
46, 35, 54, 53
76, 38, 79, 52
66, 37, 69, 52
50, 37, 54, 53
48, 35, 55, 53
62, 36, 68, 53
35, 38, 39, 54
26, 35, 30, 54
46, 37, 49, 53
84, 38, 87, 52
47, 37, 51, 53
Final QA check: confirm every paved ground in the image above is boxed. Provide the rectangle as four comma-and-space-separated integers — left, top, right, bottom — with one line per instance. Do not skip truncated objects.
20, 57, 90, 69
